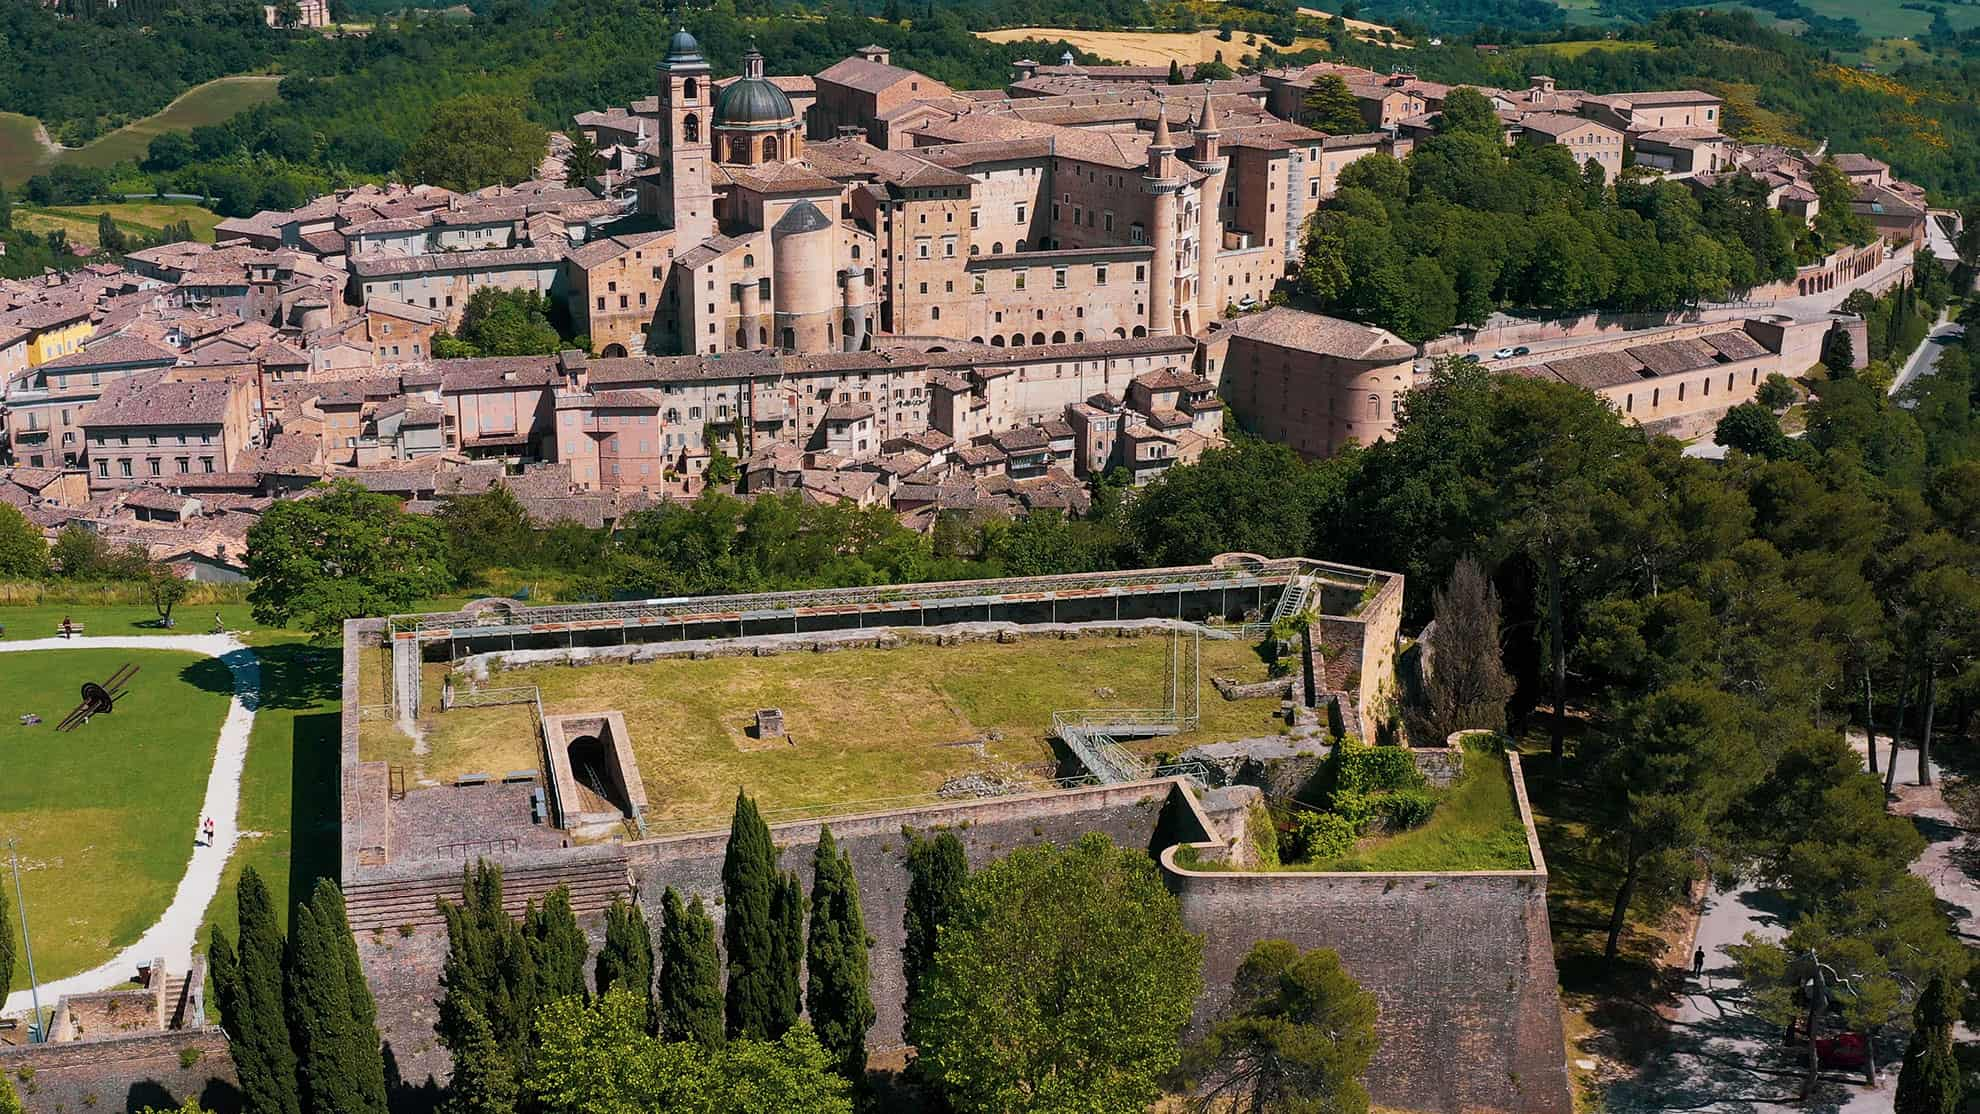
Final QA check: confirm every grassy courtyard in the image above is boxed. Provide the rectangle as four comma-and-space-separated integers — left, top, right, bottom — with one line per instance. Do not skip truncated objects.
0, 648, 233, 981
365, 632, 1288, 826
1297, 745, 1532, 872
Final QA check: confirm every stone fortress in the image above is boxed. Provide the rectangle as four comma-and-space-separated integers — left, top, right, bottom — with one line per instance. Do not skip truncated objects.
338, 557, 1573, 1114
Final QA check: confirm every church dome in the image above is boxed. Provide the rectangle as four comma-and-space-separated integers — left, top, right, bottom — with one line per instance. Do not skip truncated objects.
714, 77, 795, 129
666, 28, 705, 65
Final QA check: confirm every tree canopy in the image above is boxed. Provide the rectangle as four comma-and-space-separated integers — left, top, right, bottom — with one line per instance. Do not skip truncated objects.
397, 94, 549, 192
245, 480, 450, 636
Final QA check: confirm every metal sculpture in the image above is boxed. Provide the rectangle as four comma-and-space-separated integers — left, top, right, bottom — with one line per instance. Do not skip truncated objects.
55, 663, 138, 732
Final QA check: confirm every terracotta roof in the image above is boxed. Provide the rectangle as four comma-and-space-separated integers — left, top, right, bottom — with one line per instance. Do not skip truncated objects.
817, 56, 930, 95
38, 335, 179, 371
83, 374, 236, 427
1214, 307, 1415, 362
347, 245, 565, 278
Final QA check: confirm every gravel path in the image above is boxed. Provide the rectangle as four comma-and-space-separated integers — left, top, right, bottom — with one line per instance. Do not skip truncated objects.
1, 634, 258, 1021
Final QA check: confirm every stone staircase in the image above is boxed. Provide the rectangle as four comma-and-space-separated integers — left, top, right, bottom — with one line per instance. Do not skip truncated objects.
345, 853, 630, 933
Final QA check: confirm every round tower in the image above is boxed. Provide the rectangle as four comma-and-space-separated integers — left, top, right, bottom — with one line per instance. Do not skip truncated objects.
1187, 87, 1226, 332
770, 199, 837, 351
1143, 100, 1183, 337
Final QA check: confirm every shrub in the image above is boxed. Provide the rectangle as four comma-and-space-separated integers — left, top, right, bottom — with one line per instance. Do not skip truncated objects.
1378, 789, 1437, 831
1322, 740, 1425, 801
1284, 811, 1358, 861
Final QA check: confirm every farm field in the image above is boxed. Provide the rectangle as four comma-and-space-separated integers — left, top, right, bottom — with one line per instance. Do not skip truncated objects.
14, 201, 225, 248
0, 648, 234, 981
975, 26, 1330, 66
364, 630, 1287, 825
1518, 38, 1659, 59
0, 75, 282, 186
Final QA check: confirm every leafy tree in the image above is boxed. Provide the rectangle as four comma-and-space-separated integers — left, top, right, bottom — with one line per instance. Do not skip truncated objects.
438, 487, 536, 583
595, 897, 656, 1023
210, 867, 301, 1114
397, 95, 548, 192
1756, 373, 1799, 411
0, 503, 48, 579
531, 990, 852, 1114
1195, 58, 1233, 81
1127, 440, 1327, 565
657, 886, 723, 1048
1715, 402, 1795, 460
1405, 556, 1514, 744
902, 830, 968, 1049
1437, 87, 1501, 139
805, 827, 874, 1079
148, 562, 191, 627
704, 445, 739, 487
1591, 685, 1763, 962
1895, 973, 1963, 1114
95, 211, 128, 254
723, 790, 780, 1041
912, 833, 1204, 1114
245, 480, 451, 637
436, 288, 563, 358
1180, 940, 1379, 1114
287, 880, 388, 1114
1300, 75, 1365, 134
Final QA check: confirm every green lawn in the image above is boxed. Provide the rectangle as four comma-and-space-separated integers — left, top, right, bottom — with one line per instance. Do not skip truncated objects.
15, 201, 225, 248
0, 75, 282, 186
1519, 39, 1658, 59
0, 648, 233, 981
1298, 743, 1532, 872
198, 639, 344, 950
376, 632, 1285, 825
0, 600, 259, 642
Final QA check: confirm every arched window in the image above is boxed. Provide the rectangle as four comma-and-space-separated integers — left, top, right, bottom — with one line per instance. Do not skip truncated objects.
990, 336, 1005, 347
993, 242, 1004, 253
931, 307, 941, 320
1131, 325, 1146, 337
759, 327, 768, 345
762, 135, 778, 162
735, 329, 748, 347
1016, 239, 1027, 252
1114, 327, 1127, 339
731, 136, 749, 163
1073, 331, 1084, 342
683, 77, 699, 102
1051, 331, 1065, 343
683, 114, 699, 143
1367, 393, 1380, 420
1032, 332, 1045, 345
743, 253, 754, 268
1011, 333, 1025, 346
851, 244, 861, 259
970, 244, 980, 256
845, 318, 856, 336
971, 336, 984, 344
782, 328, 795, 349
665, 408, 680, 422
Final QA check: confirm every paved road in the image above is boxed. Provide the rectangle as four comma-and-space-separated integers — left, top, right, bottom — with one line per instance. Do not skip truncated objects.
1, 635, 259, 1027
1891, 314, 1963, 400
1609, 741, 1962, 1112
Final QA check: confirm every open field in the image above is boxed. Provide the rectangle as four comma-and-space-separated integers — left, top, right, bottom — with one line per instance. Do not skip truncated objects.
975, 27, 1330, 66
1299, 742, 1530, 871
1519, 39, 1659, 59
15, 201, 225, 248
0, 648, 234, 981
0, 75, 282, 186
363, 631, 1288, 823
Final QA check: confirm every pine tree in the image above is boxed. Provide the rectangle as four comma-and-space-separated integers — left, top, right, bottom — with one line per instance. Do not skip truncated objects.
805, 828, 874, 1079
723, 790, 779, 1040
768, 869, 805, 1039
901, 831, 968, 1048
658, 887, 724, 1047
1896, 973, 1963, 1114
210, 868, 301, 1114
437, 859, 541, 1103
595, 897, 656, 1023
1166, 59, 1184, 84
286, 881, 387, 1114
439, 1005, 517, 1114
524, 886, 588, 1007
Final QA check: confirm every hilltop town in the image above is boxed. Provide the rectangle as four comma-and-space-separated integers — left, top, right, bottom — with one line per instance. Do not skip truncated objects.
0, 34, 1953, 570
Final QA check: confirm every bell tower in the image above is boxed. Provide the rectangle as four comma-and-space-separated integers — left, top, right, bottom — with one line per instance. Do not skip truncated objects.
659, 27, 715, 248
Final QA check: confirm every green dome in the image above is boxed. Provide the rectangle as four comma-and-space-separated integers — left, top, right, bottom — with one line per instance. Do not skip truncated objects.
714, 77, 795, 129
666, 28, 705, 65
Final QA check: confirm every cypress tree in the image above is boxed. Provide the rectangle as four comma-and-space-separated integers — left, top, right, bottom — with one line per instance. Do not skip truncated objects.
211, 867, 301, 1114
287, 880, 387, 1114
594, 897, 656, 1022
524, 885, 588, 1007
902, 830, 968, 1048
768, 868, 806, 1038
437, 859, 540, 1095
723, 790, 778, 1040
439, 1005, 517, 1114
0, 880, 13, 1002
806, 827, 875, 1079
1896, 973, 1964, 1114
658, 887, 724, 1047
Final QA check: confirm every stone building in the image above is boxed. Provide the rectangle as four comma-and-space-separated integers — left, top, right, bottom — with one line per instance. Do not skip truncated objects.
80, 373, 254, 488
1204, 307, 1416, 458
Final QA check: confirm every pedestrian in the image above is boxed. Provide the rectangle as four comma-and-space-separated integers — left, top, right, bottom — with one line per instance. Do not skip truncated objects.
1693, 946, 1706, 980
203, 816, 215, 845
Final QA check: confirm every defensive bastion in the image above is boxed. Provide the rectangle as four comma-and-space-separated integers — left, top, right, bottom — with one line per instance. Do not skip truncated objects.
336, 558, 1571, 1113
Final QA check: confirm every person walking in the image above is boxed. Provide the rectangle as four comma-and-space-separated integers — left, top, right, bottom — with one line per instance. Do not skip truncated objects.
202, 816, 215, 846
1693, 946, 1707, 981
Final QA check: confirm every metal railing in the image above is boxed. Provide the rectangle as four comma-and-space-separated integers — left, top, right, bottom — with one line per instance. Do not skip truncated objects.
448, 685, 540, 709
635, 773, 1108, 838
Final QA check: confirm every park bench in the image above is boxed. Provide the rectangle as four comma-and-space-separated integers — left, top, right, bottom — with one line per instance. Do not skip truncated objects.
56, 622, 85, 638
454, 772, 491, 787
502, 769, 540, 784
530, 788, 547, 824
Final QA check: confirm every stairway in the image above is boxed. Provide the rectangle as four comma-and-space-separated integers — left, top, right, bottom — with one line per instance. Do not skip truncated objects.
345, 852, 630, 933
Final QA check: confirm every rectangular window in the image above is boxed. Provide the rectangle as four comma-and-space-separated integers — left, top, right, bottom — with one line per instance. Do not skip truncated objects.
1013, 271, 1027, 291
96, 460, 108, 477
201, 458, 214, 473
972, 274, 985, 294
147, 459, 161, 476
970, 209, 980, 228
1054, 268, 1068, 290
1096, 266, 1108, 286
120, 460, 132, 477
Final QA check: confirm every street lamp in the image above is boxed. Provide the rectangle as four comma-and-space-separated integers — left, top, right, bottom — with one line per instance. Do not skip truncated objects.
6, 838, 43, 1043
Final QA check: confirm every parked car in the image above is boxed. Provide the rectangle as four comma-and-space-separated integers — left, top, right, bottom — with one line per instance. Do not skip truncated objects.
1513, 346, 1531, 356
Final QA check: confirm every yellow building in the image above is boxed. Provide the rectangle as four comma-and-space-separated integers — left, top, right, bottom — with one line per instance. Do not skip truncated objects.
8, 304, 98, 368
